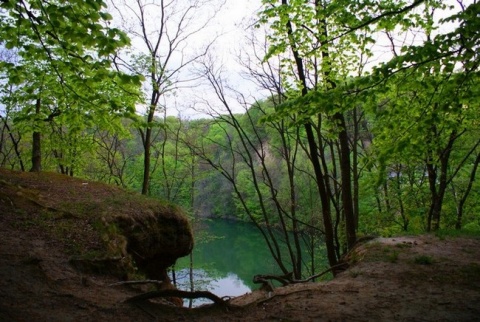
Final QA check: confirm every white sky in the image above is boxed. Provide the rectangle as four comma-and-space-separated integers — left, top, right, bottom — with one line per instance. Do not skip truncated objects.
107, 0, 262, 119
170, 0, 264, 119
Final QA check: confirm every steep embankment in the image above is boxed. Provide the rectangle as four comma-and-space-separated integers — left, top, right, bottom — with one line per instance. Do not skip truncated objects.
0, 168, 479, 321
0, 168, 193, 321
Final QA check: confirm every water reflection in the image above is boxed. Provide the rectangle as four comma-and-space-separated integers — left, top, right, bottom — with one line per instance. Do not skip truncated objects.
176, 268, 250, 297
172, 219, 291, 305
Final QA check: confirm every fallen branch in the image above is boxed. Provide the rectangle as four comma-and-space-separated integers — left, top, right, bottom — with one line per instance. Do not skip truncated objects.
294, 263, 349, 283
253, 262, 349, 291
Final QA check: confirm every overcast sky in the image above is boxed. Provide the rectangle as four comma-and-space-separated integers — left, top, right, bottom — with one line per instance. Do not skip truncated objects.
109, 0, 472, 119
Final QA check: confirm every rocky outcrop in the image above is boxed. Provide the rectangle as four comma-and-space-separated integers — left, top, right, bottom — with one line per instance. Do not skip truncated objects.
113, 205, 193, 281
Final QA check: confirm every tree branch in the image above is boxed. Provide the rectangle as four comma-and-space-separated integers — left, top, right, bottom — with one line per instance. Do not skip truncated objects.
308, 0, 426, 54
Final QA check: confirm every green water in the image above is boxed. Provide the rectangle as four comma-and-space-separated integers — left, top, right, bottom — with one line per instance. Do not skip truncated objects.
173, 218, 326, 301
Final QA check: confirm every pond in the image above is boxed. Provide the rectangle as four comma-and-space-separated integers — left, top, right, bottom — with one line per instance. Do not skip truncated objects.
171, 218, 327, 306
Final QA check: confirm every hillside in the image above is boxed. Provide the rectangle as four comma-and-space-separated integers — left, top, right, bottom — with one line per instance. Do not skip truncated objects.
1, 169, 480, 321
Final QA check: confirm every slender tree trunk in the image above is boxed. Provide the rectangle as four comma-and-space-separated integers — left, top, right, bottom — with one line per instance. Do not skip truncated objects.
0, 115, 25, 171
304, 122, 338, 268
30, 98, 42, 172
382, 181, 390, 213
426, 129, 456, 231
456, 152, 480, 229
395, 169, 408, 231
189, 252, 194, 308
141, 106, 155, 195
286, 139, 302, 279
335, 113, 356, 249
426, 168, 435, 231
431, 156, 450, 231
316, 0, 356, 251
142, 127, 151, 195
352, 108, 360, 230
282, 0, 338, 269
429, 167, 448, 231
30, 131, 41, 172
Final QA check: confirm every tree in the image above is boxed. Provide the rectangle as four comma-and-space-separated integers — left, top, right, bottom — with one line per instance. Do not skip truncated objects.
258, 0, 449, 269
186, 48, 328, 279
109, 0, 223, 195
366, 1, 480, 231
0, 0, 142, 173
0, 47, 25, 170
90, 119, 137, 187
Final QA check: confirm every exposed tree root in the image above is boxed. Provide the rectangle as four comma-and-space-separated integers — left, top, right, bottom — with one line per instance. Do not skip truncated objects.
253, 262, 348, 291
124, 264, 352, 310
124, 289, 235, 309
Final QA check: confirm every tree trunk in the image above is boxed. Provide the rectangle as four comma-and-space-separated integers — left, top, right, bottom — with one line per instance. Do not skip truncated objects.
30, 131, 41, 172
335, 112, 356, 250
352, 108, 360, 230
316, 1, 357, 251
456, 152, 480, 229
30, 98, 42, 172
426, 129, 456, 231
0, 115, 25, 171
141, 127, 152, 195
282, 0, 339, 270
141, 106, 155, 195
304, 122, 338, 269
189, 252, 194, 308
395, 169, 408, 231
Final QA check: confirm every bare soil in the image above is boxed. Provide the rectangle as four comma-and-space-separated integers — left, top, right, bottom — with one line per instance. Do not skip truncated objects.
1, 170, 480, 321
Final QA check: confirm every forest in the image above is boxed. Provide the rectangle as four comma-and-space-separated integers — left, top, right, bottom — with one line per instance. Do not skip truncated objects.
0, 0, 479, 280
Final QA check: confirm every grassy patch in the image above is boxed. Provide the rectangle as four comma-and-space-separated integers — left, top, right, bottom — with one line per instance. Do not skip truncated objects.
358, 243, 404, 264
387, 250, 400, 263
414, 255, 434, 265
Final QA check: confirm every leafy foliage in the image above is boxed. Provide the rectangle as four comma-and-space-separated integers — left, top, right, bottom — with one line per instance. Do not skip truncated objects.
0, 0, 142, 173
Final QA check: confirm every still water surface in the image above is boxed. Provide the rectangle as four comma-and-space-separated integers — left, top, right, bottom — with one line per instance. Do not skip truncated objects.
172, 219, 295, 304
